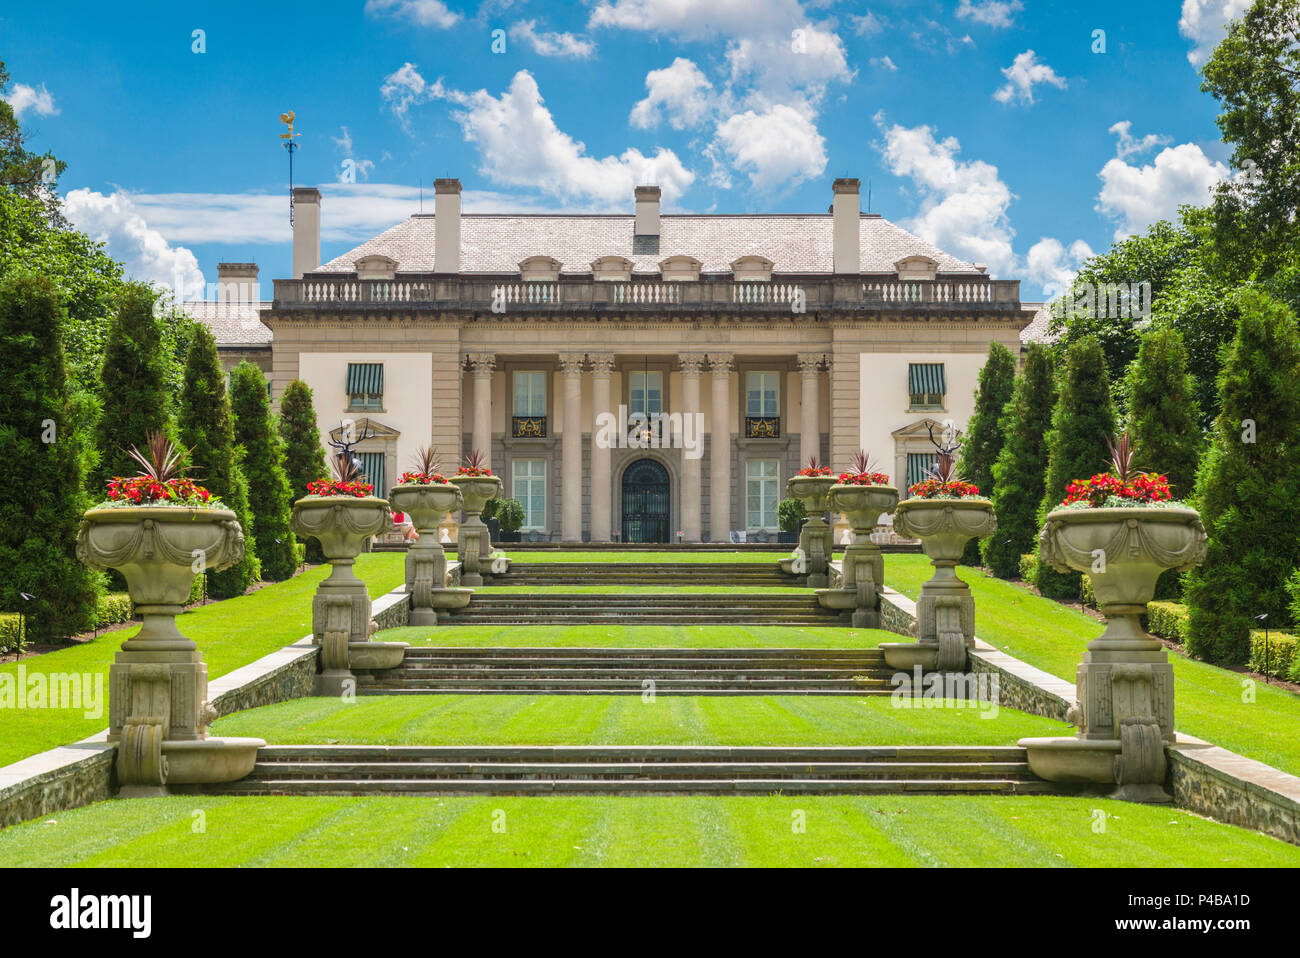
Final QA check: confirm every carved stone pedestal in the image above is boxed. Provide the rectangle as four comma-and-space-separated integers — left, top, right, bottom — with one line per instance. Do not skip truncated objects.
449, 475, 504, 586
390, 483, 474, 624
785, 475, 837, 587
816, 483, 898, 627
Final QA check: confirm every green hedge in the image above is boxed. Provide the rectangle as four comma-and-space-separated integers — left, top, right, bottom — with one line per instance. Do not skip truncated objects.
0, 613, 23, 656
1019, 553, 1095, 606
1146, 601, 1189, 643
1250, 631, 1300, 681
95, 592, 133, 628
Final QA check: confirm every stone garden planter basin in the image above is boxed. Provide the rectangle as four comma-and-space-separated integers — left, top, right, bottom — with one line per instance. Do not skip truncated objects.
449, 475, 502, 514
827, 484, 899, 531
164, 737, 265, 784
291, 496, 392, 558
1017, 737, 1119, 785
894, 497, 996, 560
1038, 505, 1206, 610
77, 506, 243, 612
786, 475, 837, 513
388, 483, 463, 529
430, 589, 474, 611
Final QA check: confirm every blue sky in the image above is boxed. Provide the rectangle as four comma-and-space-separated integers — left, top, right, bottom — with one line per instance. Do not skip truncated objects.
0, 0, 1250, 301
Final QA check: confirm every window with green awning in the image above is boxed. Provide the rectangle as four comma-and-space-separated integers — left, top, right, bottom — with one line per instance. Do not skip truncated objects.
347, 363, 384, 410
908, 363, 945, 409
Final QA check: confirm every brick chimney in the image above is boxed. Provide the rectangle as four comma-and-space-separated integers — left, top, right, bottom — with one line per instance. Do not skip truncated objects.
217, 262, 259, 304
434, 178, 461, 274
291, 188, 321, 279
832, 178, 861, 274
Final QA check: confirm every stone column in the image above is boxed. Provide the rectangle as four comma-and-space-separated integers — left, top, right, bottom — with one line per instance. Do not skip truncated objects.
467, 353, 495, 467
589, 353, 616, 541
679, 354, 705, 542
709, 354, 734, 542
798, 353, 823, 467
559, 353, 585, 541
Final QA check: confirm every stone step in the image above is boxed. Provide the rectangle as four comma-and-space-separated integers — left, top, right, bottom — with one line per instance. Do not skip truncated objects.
364, 677, 889, 691
254, 744, 1026, 761
358, 687, 895, 696
382, 668, 886, 680
400, 647, 886, 659
441, 618, 851, 626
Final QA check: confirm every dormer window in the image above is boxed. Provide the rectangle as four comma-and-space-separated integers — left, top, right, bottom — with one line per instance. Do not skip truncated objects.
731, 255, 774, 282
519, 256, 562, 282
354, 255, 398, 281
591, 256, 633, 282
895, 255, 940, 282
658, 255, 702, 282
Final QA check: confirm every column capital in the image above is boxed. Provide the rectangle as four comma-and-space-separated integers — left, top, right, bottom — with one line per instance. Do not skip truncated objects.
708, 353, 735, 375
678, 352, 706, 376
465, 352, 495, 373
558, 353, 586, 375
797, 352, 827, 374
588, 352, 616, 377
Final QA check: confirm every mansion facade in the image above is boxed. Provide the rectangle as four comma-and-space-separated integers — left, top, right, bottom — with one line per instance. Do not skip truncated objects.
198, 178, 1033, 543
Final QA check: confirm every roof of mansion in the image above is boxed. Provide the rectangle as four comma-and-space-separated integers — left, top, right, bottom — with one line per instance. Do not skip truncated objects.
182, 300, 272, 346
318, 213, 984, 277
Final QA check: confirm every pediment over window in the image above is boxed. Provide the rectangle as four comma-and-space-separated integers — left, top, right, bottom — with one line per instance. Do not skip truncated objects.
354, 255, 399, 280
730, 255, 775, 282
519, 256, 562, 282
894, 255, 940, 281
591, 255, 633, 281
658, 255, 702, 282
891, 417, 957, 441
328, 417, 402, 442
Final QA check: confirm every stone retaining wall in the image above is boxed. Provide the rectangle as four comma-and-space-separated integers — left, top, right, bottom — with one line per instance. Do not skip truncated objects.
0, 738, 115, 829
1169, 743, 1300, 847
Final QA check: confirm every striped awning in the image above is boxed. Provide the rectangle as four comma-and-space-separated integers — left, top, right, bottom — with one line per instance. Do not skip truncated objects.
346, 362, 383, 395
908, 363, 946, 396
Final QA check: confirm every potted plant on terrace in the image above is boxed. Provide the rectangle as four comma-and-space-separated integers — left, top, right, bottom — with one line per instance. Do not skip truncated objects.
449, 449, 504, 586
776, 497, 804, 545
1020, 432, 1206, 801
883, 426, 994, 671
291, 451, 406, 691
388, 447, 471, 624
496, 498, 526, 543
76, 432, 263, 793
784, 456, 839, 586
817, 452, 898, 625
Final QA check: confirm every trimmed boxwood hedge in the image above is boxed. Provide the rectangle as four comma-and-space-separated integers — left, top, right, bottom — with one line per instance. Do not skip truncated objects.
1147, 599, 1299, 679
1019, 553, 1095, 606
95, 592, 133, 628
0, 613, 23, 656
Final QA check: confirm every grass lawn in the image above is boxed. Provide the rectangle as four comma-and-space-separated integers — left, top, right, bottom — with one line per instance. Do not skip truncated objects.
3, 793, 1295, 867
885, 554, 1300, 778
475, 585, 815, 594
210, 694, 1067, 746
0, 555, 404, 768
377, 624, 888, 648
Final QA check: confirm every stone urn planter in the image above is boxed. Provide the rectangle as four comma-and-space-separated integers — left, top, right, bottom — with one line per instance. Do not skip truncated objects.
76, 506, 264, 795
880, 497, 995, 672
1020, 505, 1206, 802
291, 496, 408, 694
784, 474, 838, 587
449, 474, 505, 586
816, 483, 898, 627
389, 482, 473, 625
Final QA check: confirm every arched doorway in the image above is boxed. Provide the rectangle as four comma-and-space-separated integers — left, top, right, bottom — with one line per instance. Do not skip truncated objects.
621, 458, 670, 543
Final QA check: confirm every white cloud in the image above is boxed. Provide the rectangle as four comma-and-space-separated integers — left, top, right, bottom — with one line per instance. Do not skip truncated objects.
712, 104, 826, 191
851, 12, 885, 37
726, 22, 851, 104
870, 56, 897, 72
4, 82, 58, 118
1179, 0, 1252, 66
331, 126, 376, 182
508, 20, 596, 58
956, 0, 1023, 28
1026, 237, 1095, 299
433, 70, 695, 205
62, 189, 204, 297
1097, 143, 1229, 240
875, 117, 1017, 276
589, 0, 804, 36
630, 58, 716, 130
380, 62, 446, 130
993, 50, 1066, 106
364, 0, 460, 28
1108, 121, 1171, 160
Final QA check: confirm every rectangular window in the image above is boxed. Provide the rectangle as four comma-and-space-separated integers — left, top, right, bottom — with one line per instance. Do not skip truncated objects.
908, 362, 946, 409
512, 459, 547, 531
346, 362, 384, 411
745, 459, 780, 531
746, 371, 780, 417
513, 371, 546, 417
358, 452, 385, 496
906, 453, 937, 489
628, 371, 663, 416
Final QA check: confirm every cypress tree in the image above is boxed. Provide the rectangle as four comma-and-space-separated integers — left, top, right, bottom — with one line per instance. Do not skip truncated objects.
0, 272, 97, 638
957, 341, 1017, 565
983, 343, 1057, 578
278, 379, 329, 564
1034, 336, 1117, 599
1124, 327, 1202, 498
230, 362, 296, 580
93, 283, 173, 489
1185, 291, 1300, 665
179, 327, 259, 597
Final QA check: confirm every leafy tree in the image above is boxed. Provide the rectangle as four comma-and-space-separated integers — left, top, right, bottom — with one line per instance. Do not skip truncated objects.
1124, 328, 1202, 498
93, 283, 174, 489
230, 363, 296, 580
983, 343, 1057, 578
0, 272, 97, 639
957, 341, 1016, 564
1034, 336, 1118, 599
278, 379, 328, 563
0, 59, 66, 201
179, 327, 259, 596
1185, 291, 1300, 664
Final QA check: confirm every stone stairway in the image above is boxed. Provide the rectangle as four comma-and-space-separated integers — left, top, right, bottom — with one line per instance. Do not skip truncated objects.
493, 562, 792, 588
187, 744, 1061, 796
445, 592, 847, 626
360, 647, 892, 695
